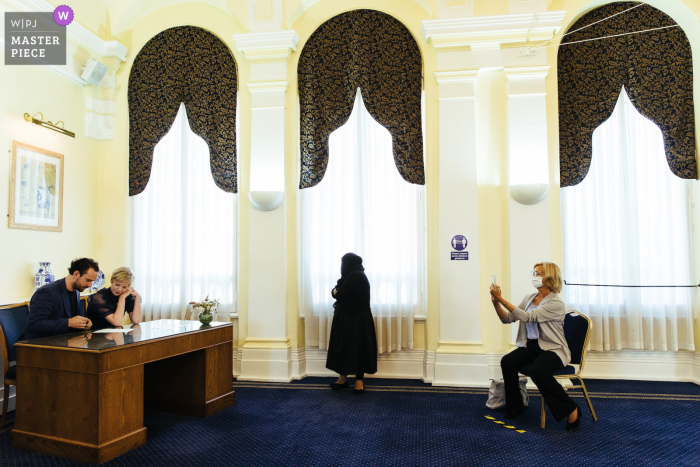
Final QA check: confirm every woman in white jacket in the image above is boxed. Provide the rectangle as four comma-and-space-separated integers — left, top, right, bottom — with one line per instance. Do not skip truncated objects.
490, 262, 581, 431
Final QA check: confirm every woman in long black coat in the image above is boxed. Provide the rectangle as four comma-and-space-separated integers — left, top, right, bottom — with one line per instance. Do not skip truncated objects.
326, 253, 378, 393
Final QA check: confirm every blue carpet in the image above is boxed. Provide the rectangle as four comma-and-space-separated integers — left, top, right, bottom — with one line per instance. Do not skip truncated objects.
1, 378, 699, 466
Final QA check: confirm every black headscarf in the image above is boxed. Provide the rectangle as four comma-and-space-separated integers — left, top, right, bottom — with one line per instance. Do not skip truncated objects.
337, 253, 364, 287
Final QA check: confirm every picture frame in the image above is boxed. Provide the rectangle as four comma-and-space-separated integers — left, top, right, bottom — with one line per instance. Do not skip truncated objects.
8, 140, 64, 232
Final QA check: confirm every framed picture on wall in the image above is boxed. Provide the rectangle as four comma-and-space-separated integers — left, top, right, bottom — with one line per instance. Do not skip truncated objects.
8, 140, 64, 232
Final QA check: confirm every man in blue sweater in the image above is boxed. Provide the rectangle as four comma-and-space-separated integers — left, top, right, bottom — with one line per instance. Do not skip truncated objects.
23, 258, 99, 340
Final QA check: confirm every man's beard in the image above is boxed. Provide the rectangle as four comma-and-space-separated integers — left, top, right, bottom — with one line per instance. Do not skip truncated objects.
75, 284, 87, 292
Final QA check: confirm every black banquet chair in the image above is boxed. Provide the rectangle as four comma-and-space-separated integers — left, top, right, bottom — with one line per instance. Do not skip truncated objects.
0, 302, 30, 428
520, 310, 598, 428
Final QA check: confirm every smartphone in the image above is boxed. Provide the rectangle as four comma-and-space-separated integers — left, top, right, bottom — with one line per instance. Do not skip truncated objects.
491, 274, 496, 285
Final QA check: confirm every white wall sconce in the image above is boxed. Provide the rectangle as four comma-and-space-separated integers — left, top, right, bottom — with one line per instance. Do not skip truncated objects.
509, 183, 549, 205
505, 66, 551, 206
249, 191, 285, 211
507, 101, 550, 206
508, 141, 549, 205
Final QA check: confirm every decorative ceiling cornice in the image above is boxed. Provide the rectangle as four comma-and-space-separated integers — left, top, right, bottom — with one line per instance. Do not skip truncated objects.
231, 30, 299, 62
422, 11, 566, 49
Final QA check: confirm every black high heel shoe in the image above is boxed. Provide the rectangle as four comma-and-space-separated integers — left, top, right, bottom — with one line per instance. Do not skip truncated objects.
352, 386, 365, 394
330, 382, 349, 390
565, 405, 582, 431
504, 406, 524, 419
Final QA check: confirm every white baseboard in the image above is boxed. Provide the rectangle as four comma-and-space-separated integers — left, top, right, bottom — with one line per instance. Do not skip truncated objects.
423, 350, 435, 383
583, 350, 697, 382
486, 353, 504, 381
433, 352, 490, 387
304, 348, 425, 379
238, 345, 293, 382
486, 350, 700, 387
233, 347, 700, 386
233, 347, 243, 377
292, 348, 306, 379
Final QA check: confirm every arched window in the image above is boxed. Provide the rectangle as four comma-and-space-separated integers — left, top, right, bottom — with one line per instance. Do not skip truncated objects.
559, 3, 696, 352
132, 104, 237, 321
563, 89, 694, 351
300, 89, 426, 353
297, 9, 424, 189
128, 26, 238, 322
297, 10, 425, 354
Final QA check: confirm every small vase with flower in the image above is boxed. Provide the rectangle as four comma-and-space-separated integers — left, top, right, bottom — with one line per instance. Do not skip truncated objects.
189, 296, 219, 325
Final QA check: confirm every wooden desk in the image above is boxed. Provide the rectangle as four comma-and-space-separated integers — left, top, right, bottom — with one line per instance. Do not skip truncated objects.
11, 320, 235, 464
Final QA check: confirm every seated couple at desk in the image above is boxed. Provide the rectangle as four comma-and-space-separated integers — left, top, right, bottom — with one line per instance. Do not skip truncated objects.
23, 258, 142, 341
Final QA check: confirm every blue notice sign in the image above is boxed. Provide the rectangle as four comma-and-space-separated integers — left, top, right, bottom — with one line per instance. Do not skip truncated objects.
451, 252, 469, 261
451, 235, 468, 251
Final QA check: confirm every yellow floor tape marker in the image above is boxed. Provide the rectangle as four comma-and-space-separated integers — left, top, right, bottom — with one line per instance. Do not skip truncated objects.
485, 415, 525, 433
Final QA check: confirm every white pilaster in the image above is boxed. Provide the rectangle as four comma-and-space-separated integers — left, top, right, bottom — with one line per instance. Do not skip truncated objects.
505, 66, 552, 323
432, 69, 488, 386
423, 11, 565, 386
232, 30, 297, 382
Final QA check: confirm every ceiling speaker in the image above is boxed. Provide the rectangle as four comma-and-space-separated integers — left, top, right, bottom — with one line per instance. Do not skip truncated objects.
81, 58, 108, 87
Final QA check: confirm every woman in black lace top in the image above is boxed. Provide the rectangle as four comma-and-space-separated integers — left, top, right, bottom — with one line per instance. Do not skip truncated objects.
87, 267, 142, 331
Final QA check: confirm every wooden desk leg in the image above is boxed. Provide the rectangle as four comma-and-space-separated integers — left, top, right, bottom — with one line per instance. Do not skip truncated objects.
144, 342, 235, 417
12, 365, 147, 464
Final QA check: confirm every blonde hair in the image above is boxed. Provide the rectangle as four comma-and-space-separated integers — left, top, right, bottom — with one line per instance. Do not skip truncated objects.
534, 262, 562, 294
111, 267, 135, 287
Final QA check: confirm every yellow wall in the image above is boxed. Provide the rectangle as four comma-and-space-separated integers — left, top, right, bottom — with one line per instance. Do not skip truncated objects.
0, 64, 99, 304
5, 0, 700, 356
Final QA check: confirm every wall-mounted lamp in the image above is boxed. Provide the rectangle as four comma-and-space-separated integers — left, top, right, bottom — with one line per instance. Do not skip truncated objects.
24, 112, 75, 138
249, 191, 285, 211
509, 183, 549, 205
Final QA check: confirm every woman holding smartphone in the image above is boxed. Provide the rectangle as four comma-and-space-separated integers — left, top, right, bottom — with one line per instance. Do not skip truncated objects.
490, 262, 581, 431
87, 267, 142, 331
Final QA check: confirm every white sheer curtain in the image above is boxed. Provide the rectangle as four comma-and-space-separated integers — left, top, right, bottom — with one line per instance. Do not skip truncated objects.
562, 88, 695, 351
300, 89, 426, 354
132, 103, 237, 321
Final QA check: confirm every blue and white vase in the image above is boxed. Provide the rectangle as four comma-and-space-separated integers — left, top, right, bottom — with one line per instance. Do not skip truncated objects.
35, 262, 55, 290
90, 270, 106, 292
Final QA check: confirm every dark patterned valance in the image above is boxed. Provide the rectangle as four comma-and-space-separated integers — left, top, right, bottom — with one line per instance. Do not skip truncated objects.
558, 2, 696, 187
128, 26, 237, 196
298, 10, 424, 189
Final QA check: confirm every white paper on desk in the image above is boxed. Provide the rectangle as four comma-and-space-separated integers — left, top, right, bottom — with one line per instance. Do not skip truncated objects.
93, 328, 133, 333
